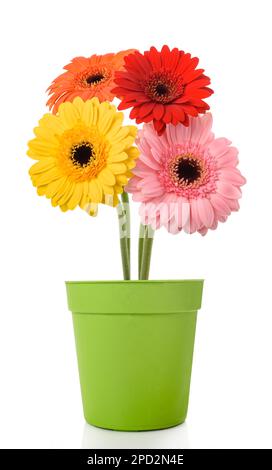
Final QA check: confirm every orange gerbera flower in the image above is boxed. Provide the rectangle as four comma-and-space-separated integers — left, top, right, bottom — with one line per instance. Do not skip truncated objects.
47, 50, 135, 113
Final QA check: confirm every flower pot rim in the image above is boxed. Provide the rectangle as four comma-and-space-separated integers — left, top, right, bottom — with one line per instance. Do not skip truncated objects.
66, 279, 204, 285
66, 279, 204, 314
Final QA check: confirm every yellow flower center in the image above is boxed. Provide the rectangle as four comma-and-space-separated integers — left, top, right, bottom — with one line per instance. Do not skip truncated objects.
70, 142, 94, 166
57, 124, 108, 182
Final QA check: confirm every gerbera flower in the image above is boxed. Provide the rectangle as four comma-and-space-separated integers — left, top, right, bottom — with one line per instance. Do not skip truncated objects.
113, 45, 213, 135
27, 97, 138, 215
126, 114, 246, 235
47, 50, 135, 114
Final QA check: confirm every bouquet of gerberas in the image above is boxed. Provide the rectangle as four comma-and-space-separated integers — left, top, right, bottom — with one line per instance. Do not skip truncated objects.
27, 46, 245, 431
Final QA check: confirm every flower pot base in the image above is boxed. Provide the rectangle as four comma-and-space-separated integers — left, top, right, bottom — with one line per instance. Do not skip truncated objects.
84, 418, 185, 432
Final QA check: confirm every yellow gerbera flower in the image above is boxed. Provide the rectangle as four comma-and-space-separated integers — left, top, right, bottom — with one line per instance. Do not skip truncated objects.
27, 97, 139, 215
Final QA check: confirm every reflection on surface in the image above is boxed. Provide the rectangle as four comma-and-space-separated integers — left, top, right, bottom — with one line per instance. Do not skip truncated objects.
82, 422, 190, 449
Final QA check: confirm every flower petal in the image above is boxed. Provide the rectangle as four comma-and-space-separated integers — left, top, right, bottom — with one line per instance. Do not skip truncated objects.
216, 181, 242, 199
197, 198, 214, 227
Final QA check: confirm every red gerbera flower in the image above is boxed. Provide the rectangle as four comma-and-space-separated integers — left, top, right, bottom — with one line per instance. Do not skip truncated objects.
113, 45, 213, 135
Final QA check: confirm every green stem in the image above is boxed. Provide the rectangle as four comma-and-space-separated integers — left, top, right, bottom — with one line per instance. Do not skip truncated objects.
121, 192, 130, 264
139, 225, 155, 280
138, 224, 145, 279
117, 192, 130, 280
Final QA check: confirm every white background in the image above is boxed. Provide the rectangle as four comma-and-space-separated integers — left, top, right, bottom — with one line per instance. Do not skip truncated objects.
0, 0, 271, 449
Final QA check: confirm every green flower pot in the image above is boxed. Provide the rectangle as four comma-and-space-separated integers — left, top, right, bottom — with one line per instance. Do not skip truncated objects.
66, 280, 204, 431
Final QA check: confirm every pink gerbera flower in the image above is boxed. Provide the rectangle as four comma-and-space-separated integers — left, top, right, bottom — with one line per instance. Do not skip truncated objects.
126, 114, 246, 235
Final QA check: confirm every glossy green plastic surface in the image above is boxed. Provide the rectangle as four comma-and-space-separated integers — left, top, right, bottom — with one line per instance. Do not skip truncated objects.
66, 280, 203, 431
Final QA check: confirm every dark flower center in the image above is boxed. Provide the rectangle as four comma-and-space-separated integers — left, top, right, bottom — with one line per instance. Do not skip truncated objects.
86, 73, 104, 85
71, 142, 94, 167
155, 83, 169, 97
144, 72, 184, 104
176, 158, 202, 184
